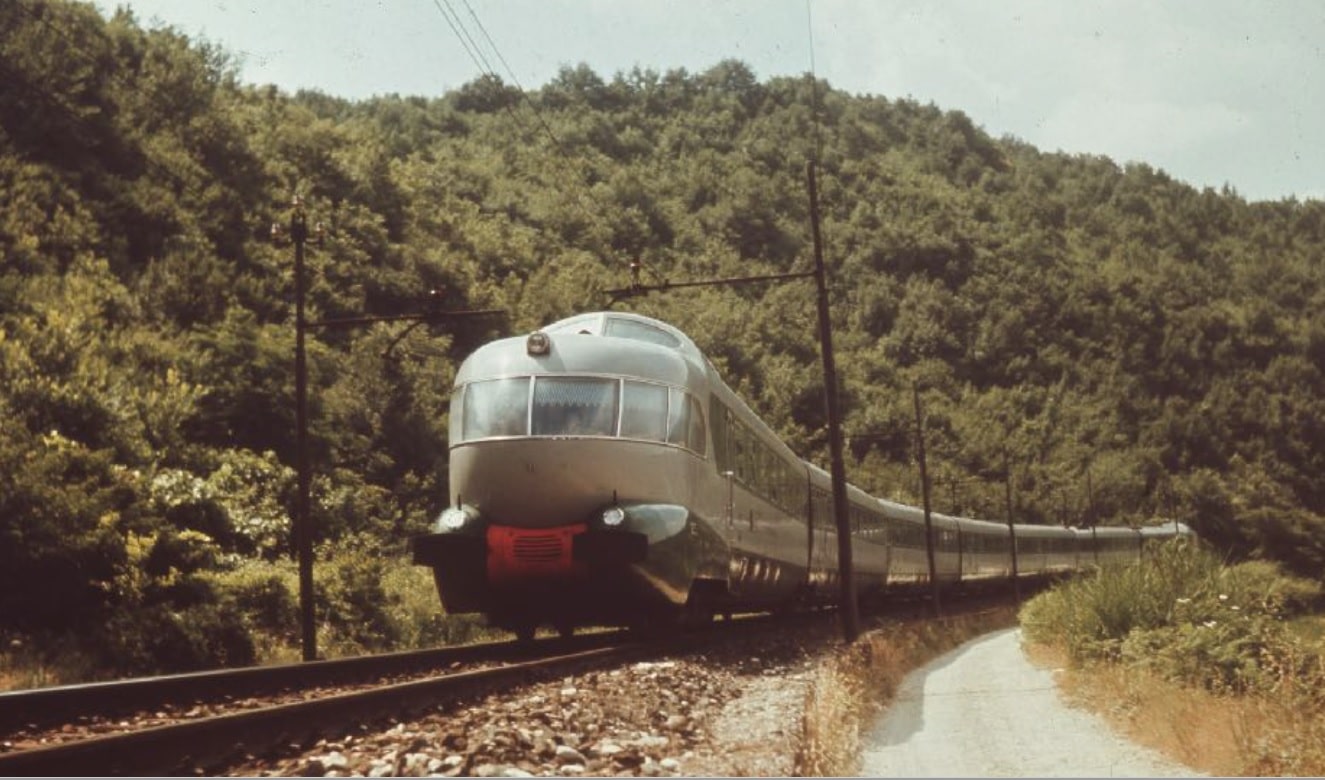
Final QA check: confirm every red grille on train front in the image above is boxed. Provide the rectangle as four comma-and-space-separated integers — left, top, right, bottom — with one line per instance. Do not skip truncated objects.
487, 524, 586, 583
512, 533, 563, 563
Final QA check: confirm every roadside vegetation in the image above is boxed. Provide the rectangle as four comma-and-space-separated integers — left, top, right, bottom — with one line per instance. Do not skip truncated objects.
0, 547, 497, 689
1021, 540, 1325, 775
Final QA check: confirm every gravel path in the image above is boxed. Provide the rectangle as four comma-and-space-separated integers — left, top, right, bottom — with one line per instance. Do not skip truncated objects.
859, 628, 1199, 778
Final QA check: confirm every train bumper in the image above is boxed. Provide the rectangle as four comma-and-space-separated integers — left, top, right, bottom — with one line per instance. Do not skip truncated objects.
410, 503, 721, 617
411, 505, 653, 613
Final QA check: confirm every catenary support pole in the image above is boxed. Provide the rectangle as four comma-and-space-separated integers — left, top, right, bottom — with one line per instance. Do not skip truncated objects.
913, 384, 942, 617
807, 162, 859, 643
290, 199, 317, 662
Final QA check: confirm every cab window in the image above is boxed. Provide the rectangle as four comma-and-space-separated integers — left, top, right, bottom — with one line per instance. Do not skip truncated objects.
531, 377, 619, 436
460, 377, 529, 440
620, 381, 668, 441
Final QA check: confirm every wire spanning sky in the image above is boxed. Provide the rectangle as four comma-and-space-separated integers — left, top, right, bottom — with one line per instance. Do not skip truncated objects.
95, 0, 1325, 203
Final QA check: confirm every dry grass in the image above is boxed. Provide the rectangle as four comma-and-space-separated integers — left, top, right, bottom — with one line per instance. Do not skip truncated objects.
1032, 641, 1325, 777
796, 606, 1017, 776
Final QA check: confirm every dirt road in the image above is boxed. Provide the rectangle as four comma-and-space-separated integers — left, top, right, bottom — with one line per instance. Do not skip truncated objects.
859, 628, 1199, 777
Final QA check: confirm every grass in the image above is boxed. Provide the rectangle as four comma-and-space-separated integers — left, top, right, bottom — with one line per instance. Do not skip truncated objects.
1042, 642, 1325, 776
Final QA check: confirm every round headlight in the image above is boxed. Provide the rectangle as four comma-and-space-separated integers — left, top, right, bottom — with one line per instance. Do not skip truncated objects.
439, 506, 469, 530
601, 506, 626, 527
526, 331, 551, 356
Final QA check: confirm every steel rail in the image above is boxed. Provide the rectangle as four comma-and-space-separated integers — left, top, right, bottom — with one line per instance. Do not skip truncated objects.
0, 642, 654, 777
0, 632, 625, 734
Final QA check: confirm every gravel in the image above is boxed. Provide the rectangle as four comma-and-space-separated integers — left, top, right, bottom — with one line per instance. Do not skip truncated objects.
229, 618, 842, 777
859, 627, 1201, 777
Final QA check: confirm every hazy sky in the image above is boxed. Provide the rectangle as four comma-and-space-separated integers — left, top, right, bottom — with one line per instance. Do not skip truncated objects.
95, 0, 1325, 203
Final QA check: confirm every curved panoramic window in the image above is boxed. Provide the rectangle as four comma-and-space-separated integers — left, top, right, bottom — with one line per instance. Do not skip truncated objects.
531, 377, 619, 436
461, 377, 529, 441
620, 380, 668, 441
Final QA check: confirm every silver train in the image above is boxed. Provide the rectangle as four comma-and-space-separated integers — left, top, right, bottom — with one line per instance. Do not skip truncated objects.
412, 312, 1192, 636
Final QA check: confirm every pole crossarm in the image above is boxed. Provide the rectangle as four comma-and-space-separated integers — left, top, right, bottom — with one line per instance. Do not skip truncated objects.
602, 270, 815, 305
307, 308, 506, 330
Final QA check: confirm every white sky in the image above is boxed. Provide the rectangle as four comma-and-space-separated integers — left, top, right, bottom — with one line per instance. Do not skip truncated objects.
95, 0, 1325, 203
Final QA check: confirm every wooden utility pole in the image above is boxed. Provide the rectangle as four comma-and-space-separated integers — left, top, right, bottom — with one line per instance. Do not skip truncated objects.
599, 165, 860, 642
280, 197, 318, 662
275, 197, 501, 663
808, 162, 859, 642
1003, 449, 1020, 600
912, 385, 941, 617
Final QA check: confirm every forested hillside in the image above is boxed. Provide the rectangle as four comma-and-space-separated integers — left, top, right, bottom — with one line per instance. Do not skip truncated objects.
3, 0, 1323, 675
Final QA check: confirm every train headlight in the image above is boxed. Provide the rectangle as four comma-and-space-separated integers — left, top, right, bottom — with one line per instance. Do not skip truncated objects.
601, 506, 626, 527
438, 506, 470, 531
526, 331, 551, 356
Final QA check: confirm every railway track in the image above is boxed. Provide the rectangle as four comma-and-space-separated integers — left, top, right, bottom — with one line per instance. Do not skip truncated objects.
0, 632, 626, 735
0, 633, 641, 776
0, 615, 800, 776
0, 600, 1016, 776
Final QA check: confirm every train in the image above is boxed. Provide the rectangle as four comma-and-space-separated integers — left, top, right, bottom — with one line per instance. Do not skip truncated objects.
411, 311, 1193, 637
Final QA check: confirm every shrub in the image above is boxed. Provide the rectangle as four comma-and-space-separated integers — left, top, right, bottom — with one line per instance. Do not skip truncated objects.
96, 595, 255, 674
207, 560, 300, 637
1021, 538, 1323, 695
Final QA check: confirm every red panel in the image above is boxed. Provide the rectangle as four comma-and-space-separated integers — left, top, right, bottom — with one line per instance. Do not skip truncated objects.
487, 524, 587, 584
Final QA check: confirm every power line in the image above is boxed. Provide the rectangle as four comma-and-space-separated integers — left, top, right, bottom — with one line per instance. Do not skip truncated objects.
804, 0, 825, 172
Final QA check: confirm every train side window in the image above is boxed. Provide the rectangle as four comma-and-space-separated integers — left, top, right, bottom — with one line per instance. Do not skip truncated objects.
531, 377, 618, 436
461, 377, 530, 440
686, 394, 707, 455
710, 398, 731, 470
621, 381, 668, 441
666, 387, 688, 446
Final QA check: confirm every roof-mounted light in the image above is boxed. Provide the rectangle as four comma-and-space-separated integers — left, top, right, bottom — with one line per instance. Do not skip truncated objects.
527, 331, 551, 356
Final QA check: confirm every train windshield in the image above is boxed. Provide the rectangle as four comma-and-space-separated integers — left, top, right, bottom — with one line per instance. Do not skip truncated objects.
453, 375, 706, 455
460, 377, 529, 441
532, 377, 618, 436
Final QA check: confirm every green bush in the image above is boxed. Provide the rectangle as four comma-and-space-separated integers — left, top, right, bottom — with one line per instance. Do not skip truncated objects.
379, 562, 497, 648
1020, 538, 1323, 694
96, 594, 255, 674
207, 560, 300, 637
